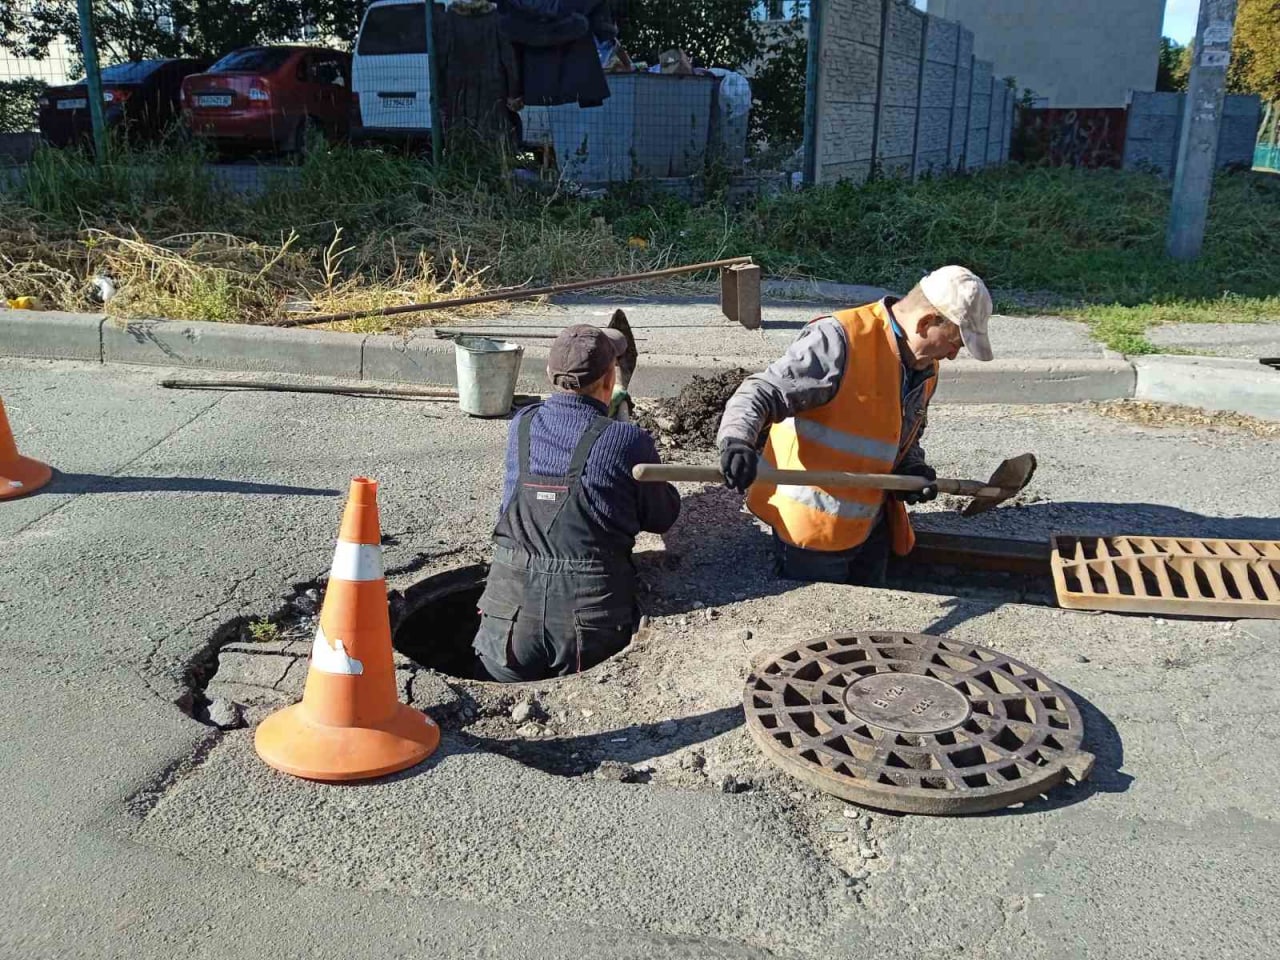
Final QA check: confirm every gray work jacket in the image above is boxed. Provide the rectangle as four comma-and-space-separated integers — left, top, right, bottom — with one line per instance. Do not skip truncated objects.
716, 301, 933, 472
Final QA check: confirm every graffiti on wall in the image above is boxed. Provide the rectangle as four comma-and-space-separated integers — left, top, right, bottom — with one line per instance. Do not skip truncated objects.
1016, 108, 1128, 168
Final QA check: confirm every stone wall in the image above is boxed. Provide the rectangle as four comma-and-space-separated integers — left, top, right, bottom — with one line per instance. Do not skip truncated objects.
914, 16, 959, 177
813, 0, 883, 185
813, 0, 1011, 184
948, 27, 974, 171
1122, 91, 1263, 178
875, 0, 925, 178
964, 58, 992, 172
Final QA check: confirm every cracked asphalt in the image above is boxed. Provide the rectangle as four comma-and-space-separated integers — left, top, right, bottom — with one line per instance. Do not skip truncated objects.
2, 357, 1279, 960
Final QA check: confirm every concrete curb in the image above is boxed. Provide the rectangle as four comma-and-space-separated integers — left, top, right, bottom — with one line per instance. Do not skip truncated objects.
102, 317, 366, 379
0, 309, 105, 362
1134, 355, 1280, 422
936, 358, 1136, 403
0, 307, 1170, 407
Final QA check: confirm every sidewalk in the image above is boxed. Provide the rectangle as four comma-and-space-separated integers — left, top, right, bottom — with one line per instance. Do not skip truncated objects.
2, 295, 1278, 412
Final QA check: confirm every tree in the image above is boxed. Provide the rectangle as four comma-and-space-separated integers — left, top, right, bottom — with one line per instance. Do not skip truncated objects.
615, 0, 761, 70
0, 0, 364, 67
1157, 36, 1188, 92
1231, 0, 1280, 103
749, 13, 806, 147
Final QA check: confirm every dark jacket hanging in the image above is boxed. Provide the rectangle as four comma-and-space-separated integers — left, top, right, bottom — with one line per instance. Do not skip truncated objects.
497, 0, 615, 107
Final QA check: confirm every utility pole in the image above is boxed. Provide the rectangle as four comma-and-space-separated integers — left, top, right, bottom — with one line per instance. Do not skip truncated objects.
75, 0, 109, 160
1165, 0, 1238, 261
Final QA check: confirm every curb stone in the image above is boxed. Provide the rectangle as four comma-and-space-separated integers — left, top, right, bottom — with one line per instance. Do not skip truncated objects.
0, 309, 105, 362
1134, 355, 1280, 422
101, 317, 365, 379
13, 308, 1267, 411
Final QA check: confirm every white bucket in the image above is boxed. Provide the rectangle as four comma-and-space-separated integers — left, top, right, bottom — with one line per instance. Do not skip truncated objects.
453, 337, 525, 417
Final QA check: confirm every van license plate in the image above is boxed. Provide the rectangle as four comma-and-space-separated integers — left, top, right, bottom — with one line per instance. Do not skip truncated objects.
57, 99, 87, 110
196, 95, 232, 107
383, 97, 415, 108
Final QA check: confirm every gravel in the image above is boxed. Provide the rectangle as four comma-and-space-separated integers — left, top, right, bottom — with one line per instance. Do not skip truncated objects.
206, 698, 245, 730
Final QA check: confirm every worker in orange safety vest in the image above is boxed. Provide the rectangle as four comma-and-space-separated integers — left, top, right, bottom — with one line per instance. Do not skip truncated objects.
715, 265, 994, 585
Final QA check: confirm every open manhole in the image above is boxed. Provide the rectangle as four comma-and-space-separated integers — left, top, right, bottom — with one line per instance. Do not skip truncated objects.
393, 564, 488, 679
392, 564, 630, 682
744, 633, 1094, 815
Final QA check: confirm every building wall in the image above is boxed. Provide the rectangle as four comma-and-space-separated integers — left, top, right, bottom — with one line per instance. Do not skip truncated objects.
927, 0, 1163, 108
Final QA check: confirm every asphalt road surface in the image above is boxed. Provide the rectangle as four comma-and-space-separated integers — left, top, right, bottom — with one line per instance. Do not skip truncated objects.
2, 357, 1278, 959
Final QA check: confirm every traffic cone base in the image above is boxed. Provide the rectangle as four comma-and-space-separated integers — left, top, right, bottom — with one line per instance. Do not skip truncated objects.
0, 454, 52, 501
255, 701, 439, 782
1, 398, 52, 501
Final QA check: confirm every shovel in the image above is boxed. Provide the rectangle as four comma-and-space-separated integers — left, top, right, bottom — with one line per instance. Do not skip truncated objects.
632, 453, 1037, 517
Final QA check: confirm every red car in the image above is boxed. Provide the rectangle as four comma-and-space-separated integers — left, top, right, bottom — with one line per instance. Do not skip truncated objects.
181, 46, 354, 155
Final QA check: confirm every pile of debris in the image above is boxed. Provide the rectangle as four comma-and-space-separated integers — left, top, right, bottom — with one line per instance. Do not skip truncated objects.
635, 368, 751, 450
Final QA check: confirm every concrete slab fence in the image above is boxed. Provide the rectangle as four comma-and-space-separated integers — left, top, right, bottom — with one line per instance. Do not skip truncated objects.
812, 0, 1014, 184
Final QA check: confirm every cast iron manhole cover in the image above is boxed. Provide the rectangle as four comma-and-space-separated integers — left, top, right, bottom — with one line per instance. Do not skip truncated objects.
744, 633, 1094, 815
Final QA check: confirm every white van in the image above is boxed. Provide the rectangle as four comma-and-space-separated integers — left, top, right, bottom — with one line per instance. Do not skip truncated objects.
351, 0, 433, 138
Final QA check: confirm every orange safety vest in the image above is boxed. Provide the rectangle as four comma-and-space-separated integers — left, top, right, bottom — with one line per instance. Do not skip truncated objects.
746, 301, 938, 556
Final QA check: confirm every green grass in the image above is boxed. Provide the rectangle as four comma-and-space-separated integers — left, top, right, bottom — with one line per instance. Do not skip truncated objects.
2, 145, 1277, 350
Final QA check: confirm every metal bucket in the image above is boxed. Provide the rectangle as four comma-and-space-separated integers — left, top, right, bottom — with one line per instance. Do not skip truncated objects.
453, 337, 524, 418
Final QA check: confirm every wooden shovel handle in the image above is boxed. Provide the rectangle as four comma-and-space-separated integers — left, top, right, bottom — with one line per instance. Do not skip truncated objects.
632, 463, 1004, 499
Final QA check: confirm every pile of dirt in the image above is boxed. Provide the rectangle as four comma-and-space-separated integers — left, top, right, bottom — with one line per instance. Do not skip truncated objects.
635, 368, 752, 450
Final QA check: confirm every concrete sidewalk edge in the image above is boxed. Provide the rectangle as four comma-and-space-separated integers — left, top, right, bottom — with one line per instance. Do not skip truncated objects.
1134, 355, 1280, 421
0, 307, 1157, 405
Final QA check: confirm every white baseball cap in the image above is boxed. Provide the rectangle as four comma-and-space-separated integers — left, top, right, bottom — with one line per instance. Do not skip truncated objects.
919, 265, 994, 361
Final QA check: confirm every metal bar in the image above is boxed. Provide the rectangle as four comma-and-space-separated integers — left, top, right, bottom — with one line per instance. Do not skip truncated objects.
158, 377, 543, 405
76, 0, 108, 161
424, 0, 443, 165
277, 256, 754, 328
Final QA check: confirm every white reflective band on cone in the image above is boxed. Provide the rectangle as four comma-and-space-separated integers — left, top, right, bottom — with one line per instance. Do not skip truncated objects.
329, 541, 384, 582
310, 625, 365, 675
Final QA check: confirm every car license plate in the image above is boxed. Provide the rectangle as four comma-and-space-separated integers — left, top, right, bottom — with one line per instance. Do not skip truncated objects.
57, 98, 87, 110
384, 97, 415, 109
196, 94, 232, 107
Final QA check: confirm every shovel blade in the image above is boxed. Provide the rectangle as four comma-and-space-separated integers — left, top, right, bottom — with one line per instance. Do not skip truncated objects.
608, 308, 638, 390
960, 452, 1038, 517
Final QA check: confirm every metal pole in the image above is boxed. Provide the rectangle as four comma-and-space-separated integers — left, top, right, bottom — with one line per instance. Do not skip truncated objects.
801, 0, 823, 186
425, 0, 444, 164
75, 0, 108, 160
278, 256, 754, 327
1166, 0, 1238, 261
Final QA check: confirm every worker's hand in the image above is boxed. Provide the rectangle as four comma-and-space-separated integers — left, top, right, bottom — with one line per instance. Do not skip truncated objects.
720, 439, 759, 494
894, 463, 938, 505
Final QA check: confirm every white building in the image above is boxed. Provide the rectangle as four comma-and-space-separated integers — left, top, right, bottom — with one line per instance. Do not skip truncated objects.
927, 0, 1164, 107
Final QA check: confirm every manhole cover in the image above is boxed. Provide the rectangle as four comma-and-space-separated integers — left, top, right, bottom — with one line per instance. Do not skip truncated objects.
744, 633, 1094, 815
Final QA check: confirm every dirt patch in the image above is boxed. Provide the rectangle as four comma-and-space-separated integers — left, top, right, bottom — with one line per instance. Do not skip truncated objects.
634, 368, 751, 451
1090, 399, 1280, 438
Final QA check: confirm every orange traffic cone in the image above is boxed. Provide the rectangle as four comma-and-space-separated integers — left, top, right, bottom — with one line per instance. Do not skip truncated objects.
0, 397, 52, 501
255, 477, 440, 780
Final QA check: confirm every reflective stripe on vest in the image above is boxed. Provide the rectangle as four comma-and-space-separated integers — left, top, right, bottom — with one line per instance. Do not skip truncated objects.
746, 301, 935, 554
773, 484, 881, 520
772, 417, 901, 465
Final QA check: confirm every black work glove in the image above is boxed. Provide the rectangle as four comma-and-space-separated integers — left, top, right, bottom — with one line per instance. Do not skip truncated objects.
720, 439, 759, 494
894, 462, 938, 505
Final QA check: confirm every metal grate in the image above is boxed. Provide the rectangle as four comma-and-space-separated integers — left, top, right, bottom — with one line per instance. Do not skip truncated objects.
1052, 535, 1280, 619
744, 633, 1094, 815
